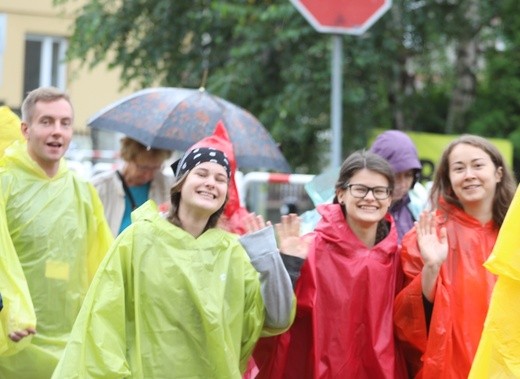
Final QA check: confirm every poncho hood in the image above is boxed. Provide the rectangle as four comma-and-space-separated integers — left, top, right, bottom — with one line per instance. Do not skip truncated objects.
315, 203, 398, 253
370, 130, 421, 173
1, 140, 69, 180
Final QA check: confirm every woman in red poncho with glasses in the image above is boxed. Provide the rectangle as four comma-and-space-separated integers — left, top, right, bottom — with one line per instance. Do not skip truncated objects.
254, 150, 408, 379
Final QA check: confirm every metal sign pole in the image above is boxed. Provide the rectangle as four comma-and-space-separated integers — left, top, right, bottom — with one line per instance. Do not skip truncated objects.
289, 0, 391, 168
331, 34, 343, 168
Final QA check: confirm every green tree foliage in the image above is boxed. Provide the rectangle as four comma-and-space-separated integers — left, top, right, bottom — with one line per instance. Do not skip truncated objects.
467, 0, 520, 176
55, 0, 520, 175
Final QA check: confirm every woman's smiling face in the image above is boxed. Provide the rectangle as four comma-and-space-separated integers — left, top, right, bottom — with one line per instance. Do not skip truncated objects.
180, 161, 229, 217
336, 168, 392, 228
448, 143, 502, 210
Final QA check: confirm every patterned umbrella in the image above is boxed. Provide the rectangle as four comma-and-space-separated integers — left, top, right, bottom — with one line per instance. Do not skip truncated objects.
88, 87, 291, 172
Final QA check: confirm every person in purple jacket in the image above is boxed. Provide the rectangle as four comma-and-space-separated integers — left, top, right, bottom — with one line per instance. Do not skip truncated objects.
370, 130, 427, 242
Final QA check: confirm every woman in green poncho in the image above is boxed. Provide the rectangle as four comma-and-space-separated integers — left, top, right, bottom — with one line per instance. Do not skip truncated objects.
52, 146, 292, 379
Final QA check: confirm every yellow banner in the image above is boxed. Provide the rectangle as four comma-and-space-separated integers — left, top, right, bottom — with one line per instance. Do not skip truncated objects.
370, 130, 513, 181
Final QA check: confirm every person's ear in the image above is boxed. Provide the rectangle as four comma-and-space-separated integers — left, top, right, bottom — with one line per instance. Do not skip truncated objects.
495, 166, 503, 183
21, 122, 30, 139
336, 189, 345, 204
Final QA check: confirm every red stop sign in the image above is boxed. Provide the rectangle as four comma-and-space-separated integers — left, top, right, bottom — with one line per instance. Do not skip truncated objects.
290, 0, 392, 35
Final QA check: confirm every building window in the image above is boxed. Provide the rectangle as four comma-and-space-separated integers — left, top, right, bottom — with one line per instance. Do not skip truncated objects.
23, 35, 67, 99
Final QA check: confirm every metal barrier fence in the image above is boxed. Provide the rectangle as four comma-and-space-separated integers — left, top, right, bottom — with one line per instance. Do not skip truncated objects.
239, 172, 315, 223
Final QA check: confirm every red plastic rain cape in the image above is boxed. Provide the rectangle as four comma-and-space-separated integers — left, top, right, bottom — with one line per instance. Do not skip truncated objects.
254, 203, 407, 379
394, 199, 498, 379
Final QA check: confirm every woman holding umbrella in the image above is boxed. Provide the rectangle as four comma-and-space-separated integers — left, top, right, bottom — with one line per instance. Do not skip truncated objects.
52, 145, 294, 378
92, 136, 173, 236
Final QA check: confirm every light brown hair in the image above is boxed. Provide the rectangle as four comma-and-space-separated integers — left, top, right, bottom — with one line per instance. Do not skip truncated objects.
21, 87, 73, 124
119, 137, 171, 162
429, 134, 516, 227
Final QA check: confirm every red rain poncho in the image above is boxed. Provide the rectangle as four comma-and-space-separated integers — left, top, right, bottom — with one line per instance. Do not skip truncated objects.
394, 199, 498, 379
254, 203, 407, 379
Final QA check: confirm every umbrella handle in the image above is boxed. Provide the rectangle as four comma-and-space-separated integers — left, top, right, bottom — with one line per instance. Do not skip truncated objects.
199, 68, 208, 89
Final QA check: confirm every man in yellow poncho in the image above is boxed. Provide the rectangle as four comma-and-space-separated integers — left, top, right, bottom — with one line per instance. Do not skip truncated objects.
0, 105, 24, 156
469, 185, 520, 378
0, 87, 113, 378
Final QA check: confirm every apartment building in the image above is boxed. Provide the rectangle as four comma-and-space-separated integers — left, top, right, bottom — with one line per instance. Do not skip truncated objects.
0, 0, 136, 148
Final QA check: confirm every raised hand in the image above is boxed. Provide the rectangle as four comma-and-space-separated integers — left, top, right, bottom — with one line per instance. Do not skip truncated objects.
275, 214, 310, 259
243, 212, 271, 234
416, 210, 448, 301
415, 211, 448, 266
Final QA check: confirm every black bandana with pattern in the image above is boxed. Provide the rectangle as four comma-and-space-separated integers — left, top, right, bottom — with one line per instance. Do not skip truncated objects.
171, 147, 231, 179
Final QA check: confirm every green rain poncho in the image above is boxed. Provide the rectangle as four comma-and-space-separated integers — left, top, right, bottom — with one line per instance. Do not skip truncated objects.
53, 201, 276, 378
0, 141, 113, 378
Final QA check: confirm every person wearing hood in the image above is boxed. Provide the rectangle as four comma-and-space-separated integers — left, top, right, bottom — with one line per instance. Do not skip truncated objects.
0, 87, 113, 377
52, 141, 295, 378
253, 150, 408, 379
370, 130, 427, 242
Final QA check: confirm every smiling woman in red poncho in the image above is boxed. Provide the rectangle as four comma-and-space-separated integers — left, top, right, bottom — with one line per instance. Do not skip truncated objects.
394, 134, 516, 379
254, 150, 409, 379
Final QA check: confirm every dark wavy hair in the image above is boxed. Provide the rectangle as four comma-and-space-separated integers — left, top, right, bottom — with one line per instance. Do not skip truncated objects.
333, 150, 395, 243
166, 172, 228, 232
429, 134, 517, 227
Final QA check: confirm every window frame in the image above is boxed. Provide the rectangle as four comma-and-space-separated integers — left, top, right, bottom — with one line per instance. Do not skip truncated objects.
23, 34, 68, 94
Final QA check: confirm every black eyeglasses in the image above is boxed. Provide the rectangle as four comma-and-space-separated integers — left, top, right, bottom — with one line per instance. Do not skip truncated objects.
344, 183, 392, 200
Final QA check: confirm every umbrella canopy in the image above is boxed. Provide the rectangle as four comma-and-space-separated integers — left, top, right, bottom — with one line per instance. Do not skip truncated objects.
88, 87, 291, 172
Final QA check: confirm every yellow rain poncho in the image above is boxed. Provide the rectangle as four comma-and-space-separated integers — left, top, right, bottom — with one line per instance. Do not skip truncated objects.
0, 106, 24, 156
52, 201, 276, 378
469, 185, 520, 378
0, 201, 35, 357
0, 141, 113, 378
